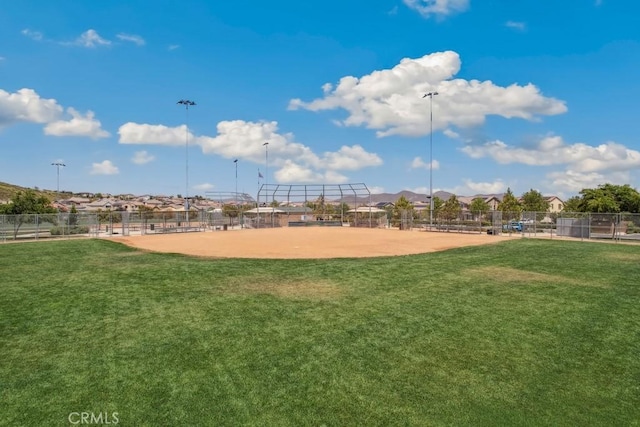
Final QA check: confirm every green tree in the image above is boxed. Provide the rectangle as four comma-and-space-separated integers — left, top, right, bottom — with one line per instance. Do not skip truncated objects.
0, 190, 56, 238
221, 204, 239, 219
392, 196, 414, 227
309, 194, 328, 218
562, 196, 582, 213
579, 184, 640, 213
498, 188, 522, 221
221, 204, 240, 226
68, 204, 79, 227
521, 188, 549, 221
432, 196, 444, 220
584, 194, 619, 213
441, 195, 462, 230
336, 202, 350, 219
521, 189, 549, 212
469, 197, 490, 220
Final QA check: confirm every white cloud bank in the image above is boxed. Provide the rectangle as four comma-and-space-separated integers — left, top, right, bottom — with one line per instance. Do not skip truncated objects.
119, 123, 191, 146
21, 29, 43, 41
0, 88, 109, 138
193, 183, 214, 191
44, 108, 110, 139
403, 0, 470, 19
289, 51, 567, 137
460, 135, 640, 192
90, 160, 119, 175
446, 179, 507, 195
72, 29, 111, 48
116, 33, 145, 46
118, 120, 383, 184
22, 28, 136, 48
410, 156, 440, 170
131, 150, 155, 165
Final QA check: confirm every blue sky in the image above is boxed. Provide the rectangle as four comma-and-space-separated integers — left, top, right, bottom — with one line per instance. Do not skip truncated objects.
1, 0, 639, 199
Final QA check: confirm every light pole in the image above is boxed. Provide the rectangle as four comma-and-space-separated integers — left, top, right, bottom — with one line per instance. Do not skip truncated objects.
263, 142, 269, 206
51, 162, 65, 201
423, 91, 438, 230
234, 159, 238, 205
177, 99, 196, 224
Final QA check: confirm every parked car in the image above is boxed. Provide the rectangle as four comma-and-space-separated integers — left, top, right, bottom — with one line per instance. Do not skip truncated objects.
503, 221, 524, 232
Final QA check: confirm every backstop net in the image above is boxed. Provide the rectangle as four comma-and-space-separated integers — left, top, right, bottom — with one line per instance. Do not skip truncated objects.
252, 183, 378, 228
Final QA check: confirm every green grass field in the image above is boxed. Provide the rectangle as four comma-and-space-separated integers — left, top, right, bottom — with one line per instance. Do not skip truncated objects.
1, 238, 639, 426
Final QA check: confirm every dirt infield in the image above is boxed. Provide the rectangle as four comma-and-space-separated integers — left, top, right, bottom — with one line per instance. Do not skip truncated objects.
116, 227, 500, 259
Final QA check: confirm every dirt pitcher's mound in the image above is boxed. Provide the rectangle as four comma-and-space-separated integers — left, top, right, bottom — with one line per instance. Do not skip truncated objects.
116, 227, 499, 259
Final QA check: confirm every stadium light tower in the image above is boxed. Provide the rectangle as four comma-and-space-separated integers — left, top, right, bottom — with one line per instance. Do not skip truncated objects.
263, 142, 269, 205
423, 91, 438, 230
51, 162, 66, 201
234, 159, 238, 205
177, 99, 196, 223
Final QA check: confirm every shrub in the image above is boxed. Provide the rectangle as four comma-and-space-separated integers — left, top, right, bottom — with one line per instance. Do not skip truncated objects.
50, 226, 90, 236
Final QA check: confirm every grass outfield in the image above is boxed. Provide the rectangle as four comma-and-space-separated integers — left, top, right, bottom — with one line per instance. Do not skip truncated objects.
1, 239, 639, 426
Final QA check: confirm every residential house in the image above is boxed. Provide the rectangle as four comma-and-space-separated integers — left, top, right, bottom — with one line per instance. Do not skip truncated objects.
546, 196, 564, 213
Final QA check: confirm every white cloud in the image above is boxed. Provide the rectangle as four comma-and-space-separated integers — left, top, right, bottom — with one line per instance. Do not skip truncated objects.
505, 21, 526, 31
443, 179, 506, 196
547, 170, 629, 193
460, 135, 640, 193
90, 160, 119, 175
460, 136, 640, 173
274, 160, 348, 184
21, 28, 43, 41
463, 179, 506, 194
289, 51, 566, 138
198, 120, 381, 174
368, 186, 385, 194
131, 150, 155, 165
322, 145, 383, 170
118, 123, 192, 146
197, 120, 310, 164
44, 108, 110, 139
410, 156, 440, 170
0, 88, 110, 138
68, 29, 111, 48
403, 0, 470, 19
193, 183, 214, 191
443, 129, 460, 139
116, 33, 145, 46
168, 44, 180, 51
119, 120, 382, 184
0, 88, 63, 126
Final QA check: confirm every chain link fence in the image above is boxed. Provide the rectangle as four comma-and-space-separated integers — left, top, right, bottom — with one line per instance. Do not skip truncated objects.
1, 210, 217, 242
384, 210, 640, 243
2, 210, 639, 244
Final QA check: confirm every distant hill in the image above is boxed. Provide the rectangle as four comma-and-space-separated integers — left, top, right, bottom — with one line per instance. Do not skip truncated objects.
0, 181, 68, 202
